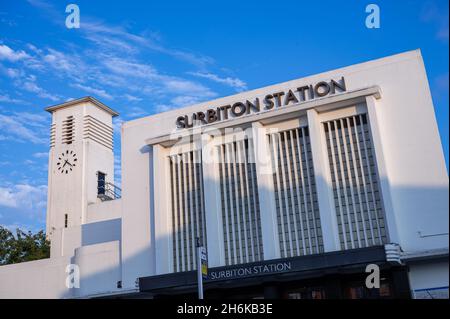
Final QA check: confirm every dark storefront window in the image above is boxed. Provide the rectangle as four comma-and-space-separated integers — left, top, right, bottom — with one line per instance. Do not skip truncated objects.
344, 278, 392, 299
286, 288, 326, 299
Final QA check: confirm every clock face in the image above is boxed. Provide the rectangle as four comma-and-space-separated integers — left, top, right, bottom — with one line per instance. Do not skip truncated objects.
56, 150, 77, 174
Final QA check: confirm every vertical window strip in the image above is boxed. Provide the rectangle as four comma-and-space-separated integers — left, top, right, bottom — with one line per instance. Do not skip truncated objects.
334, 122, 355, 248
270, 127, 323, 258
290, 129, 307, 255
225, 143, 237, 264
324, 114, 387, 250
339, 118, 362, 248
240, 140, 256, 262
197, 150, 207, 247
231, 142, 244, 264
193, 151, 200, 251
271, 134, 288, 256
176, 155, 186, 271
236, 141, 250, 263
325, 122, 348, 249
306, 128, 321, 252
299, 128, 314, 254
219, 139, 263, 265
278, 132, 294, 256
219, 145, 231, 264
358, 115, 384, 244
186, 152, 195, 269
170, 159, 179, 272
345, 117, 368, 247
249, 140, 263, 260
182, 153, 189, 269
170, 150, 206, 272
350, 118, 376, 246
283, 131, 300, 256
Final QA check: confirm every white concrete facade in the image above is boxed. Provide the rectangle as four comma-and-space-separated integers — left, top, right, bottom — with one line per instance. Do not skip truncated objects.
0, 49, 448, 298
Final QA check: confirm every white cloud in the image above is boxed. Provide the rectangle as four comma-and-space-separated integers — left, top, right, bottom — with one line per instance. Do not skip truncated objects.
22, 80, 61, 101
114, 154, 121, 188
102, 57, 158, 79
0, 112, 49, 144
154, 95, 209, 113
5, 0, 245, 124
0, 94, 26, 104
27, 0, 214, 68
41, 48, 87, 81
33, 152, 48, 159
14, 111, 48, 127
188, 71, 247, 91
71, 83, 113, 100
436, 72, 449, 90
82, 20, 214, 68
0, 44, 30, 62
99, 56, 217, 100
122, 94, 142, 102
0, 187, 16, 207
154, 104, 176, 113
162, 78, 216, 98
171, 95, 205, 107
112, 117, 124, 135
0, 66, 24, 78
84, 33, 140, 55
421, 2, 449, 42
43, 48, 74, 71
1, 223, 42, 233
434, 72, 449, 98
0, 184, 47, 225
26, 0, 54, 11
126, 106, 147, 118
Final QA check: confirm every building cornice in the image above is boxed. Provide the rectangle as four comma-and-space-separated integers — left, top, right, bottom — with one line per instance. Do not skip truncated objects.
45, 96, 119, 117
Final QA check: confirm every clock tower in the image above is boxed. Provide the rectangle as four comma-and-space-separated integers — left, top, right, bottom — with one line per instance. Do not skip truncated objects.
45, 97, 119, 244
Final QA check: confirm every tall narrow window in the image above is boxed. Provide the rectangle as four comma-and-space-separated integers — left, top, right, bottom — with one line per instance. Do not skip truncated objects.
64, 214, 68, 228
169, 150, 206, 272
268, 126, 323, 258
323, 113, 387, 250
218, 138, 264, 266
97, 172, 106, 196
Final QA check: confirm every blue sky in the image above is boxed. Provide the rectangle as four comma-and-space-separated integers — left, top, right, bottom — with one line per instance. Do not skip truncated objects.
0, 0, 448, 232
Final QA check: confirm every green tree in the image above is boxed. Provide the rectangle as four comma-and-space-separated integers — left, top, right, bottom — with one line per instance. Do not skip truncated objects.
0, 226, 50, 265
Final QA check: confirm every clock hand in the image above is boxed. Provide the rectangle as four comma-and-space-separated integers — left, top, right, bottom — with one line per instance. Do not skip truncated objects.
63, 160, 73, 168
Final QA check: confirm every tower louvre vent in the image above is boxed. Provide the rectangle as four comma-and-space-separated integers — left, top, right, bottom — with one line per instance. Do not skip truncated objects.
50, 123, 56, 147
61, 116, 75, 145
83, 115, 113, 150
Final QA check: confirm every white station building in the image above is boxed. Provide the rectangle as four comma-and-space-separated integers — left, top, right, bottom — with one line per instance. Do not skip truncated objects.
0, 49, 448, 299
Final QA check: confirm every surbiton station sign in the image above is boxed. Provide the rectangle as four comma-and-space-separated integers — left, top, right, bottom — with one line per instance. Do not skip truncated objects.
176, 77, 347, 128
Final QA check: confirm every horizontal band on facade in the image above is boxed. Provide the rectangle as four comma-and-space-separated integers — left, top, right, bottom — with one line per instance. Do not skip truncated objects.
139, 246, 390, 293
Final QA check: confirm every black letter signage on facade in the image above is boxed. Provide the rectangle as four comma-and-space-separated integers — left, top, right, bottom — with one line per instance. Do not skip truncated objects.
175, 77, 346, 129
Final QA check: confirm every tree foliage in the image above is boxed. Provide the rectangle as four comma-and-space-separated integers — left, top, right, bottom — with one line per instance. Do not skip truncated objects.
0, 226, 50, 265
